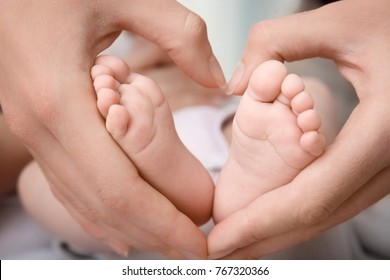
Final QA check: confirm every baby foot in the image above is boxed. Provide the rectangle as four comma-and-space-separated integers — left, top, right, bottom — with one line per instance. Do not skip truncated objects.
91, 55, 214, 225
213, 60, 325, 223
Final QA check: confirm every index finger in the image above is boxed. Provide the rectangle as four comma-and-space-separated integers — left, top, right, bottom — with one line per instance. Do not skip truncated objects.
226, 1, 356, 95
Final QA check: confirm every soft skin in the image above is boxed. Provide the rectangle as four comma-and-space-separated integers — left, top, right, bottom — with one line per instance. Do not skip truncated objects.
208, 0, 390, 259
0, 0, 225, 259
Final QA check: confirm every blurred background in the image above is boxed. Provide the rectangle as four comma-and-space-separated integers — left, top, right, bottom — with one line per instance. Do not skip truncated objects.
177, 0, 301, 78
108, 0, 357, 131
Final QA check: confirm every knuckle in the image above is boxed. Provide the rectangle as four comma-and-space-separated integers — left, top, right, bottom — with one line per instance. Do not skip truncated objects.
248, 20, 273, 47
247, 20, 285, 61
157, 216, 179, 244
166, 12, 206, 54
243, 209, 264, 243
183, 12, 207, 40
97, 187, 129, 216
295, 202, 331, 227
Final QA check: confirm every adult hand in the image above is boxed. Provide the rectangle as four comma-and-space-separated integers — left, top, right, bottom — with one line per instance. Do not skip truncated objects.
0, 115, 32, 196
126, 34, 172, 72
0, 0, 225, 259
125, 35, 229, 111
208, 0, 390, 259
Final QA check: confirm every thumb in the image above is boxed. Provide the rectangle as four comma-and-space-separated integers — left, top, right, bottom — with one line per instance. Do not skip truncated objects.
110, 0, 226, 88
226, 1, 353, 95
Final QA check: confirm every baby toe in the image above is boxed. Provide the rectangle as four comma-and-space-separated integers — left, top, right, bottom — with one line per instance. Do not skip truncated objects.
91, 65, 114, 80
297, 109, 322, 132
247, 60, 288, 102
95, 55, 131, 83
93, 74, 120, 92
281, 74, 305, 100
300, 131, 326, 157
106, 104, 130, 141
96, 88, 120, 118
291, 91, 314, 115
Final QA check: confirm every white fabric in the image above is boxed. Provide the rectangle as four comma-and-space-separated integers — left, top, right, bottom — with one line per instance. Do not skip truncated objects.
173, 105, 234, 183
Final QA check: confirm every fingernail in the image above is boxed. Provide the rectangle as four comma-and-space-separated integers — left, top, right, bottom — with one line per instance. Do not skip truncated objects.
209, 55, 226, 88
208, 248, 236, 260
108, 241, 130, 258
226, 62, 244, 95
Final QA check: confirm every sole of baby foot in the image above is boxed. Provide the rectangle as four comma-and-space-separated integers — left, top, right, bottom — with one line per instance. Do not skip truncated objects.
213, 60, 325, 223
92, 56, 214, 225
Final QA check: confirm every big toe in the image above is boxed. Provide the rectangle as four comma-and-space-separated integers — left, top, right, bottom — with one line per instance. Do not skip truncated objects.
95, 55, 131, 83
106, 104, 130, 141
247, 60, 288, 102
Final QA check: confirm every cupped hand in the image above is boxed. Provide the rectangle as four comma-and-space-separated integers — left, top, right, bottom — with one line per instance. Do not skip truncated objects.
208, 0, 390, 259
0, 0, 225, 259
